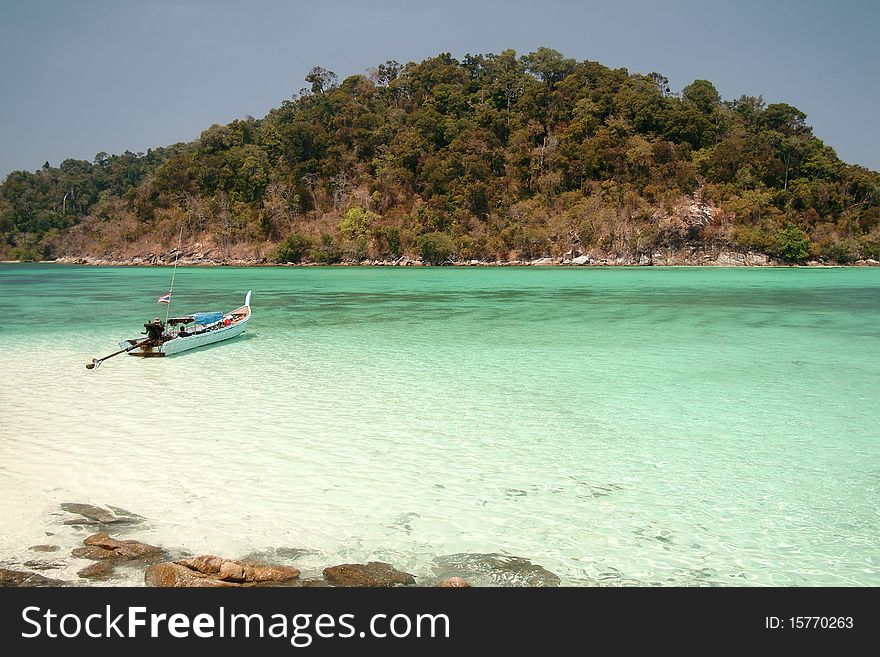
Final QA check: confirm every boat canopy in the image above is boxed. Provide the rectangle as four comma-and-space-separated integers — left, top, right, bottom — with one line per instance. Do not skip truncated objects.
193, 311, 223, 325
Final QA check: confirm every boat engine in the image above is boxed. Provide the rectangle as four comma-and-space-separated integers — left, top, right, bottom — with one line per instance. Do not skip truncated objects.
143, 318, 165, 341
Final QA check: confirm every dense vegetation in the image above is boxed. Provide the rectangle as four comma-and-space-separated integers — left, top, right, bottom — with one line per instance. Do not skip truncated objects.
2, 48, 878, 264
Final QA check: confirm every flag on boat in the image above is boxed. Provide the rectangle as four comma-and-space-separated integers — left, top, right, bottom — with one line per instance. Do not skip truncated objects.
158, 293, 172, 304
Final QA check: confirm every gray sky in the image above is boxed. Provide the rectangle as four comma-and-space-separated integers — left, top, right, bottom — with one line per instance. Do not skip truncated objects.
1, 0, 877, 179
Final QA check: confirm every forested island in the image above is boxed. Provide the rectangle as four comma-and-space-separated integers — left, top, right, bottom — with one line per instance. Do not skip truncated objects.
2, 48, 878, 266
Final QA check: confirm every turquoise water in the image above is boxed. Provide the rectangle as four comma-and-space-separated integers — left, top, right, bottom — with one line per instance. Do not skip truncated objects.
0, 264, 878, 586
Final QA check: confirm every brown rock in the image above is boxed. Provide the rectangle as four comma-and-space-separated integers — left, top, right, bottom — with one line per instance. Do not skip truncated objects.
438, 577, 471, 588
83, 532, 114, 547
176, 555, 224, 575
78, 561, 116, 580
219, 560, 246, 581
146, 556, 300, 588
145, 562, 234, 588
29, 544, 60, 553
72, 546, 116, 560
0, 568, 64, 587
174, 555, 300, 583
73, 532, 164, 561
323, 562, 416, 587
249, 565, 303, 583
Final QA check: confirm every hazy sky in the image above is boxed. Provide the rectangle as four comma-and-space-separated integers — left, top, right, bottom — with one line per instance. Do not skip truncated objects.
1, 0, 877, 178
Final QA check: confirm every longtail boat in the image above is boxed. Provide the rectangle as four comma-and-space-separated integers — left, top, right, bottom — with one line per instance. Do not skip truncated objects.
119, 290, 252, 358
87, 290, 251, 369
85, 226, 253, 369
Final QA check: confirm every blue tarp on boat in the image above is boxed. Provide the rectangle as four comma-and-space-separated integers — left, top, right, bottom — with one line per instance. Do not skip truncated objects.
193, 311, 223, 325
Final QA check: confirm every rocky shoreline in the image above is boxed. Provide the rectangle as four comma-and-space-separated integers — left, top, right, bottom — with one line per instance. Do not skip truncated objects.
29, 251, 880, 267
0, 503, 563, 588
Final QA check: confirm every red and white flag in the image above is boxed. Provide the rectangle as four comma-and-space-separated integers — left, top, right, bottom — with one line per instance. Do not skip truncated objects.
157, 293, 172, 304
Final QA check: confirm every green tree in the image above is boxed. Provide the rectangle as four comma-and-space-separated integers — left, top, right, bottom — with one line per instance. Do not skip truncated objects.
377, 225, 401, 257
273, 233, 310, 263
774, 224, 811, 263
418, 231, 455, 264
338, 205, 375, 238
312, 233, 341, 263
522, 47, 576, 84
304, 66, 338, 94
682, 80, 721, 114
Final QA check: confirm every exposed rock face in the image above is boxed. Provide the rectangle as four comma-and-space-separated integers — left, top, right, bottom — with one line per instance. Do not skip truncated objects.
438, 577, 471, 588
323, 562, 416, 587
570, 255, 590, 265
395, 257, 423, 266
61, 502, 143, 526
71, 532, 165, 561
433, 553, 560, 587
145, 556, 301, 587
655, 192, 715, 242
0, 568, 64, 587
78, 561, 116, 581
714, 250, 770, 266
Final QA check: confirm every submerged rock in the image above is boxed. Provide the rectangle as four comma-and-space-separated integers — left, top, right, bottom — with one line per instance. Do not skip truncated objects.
240, 547, 320, 563
23, 560, 66, 571
71, 532, 165, 561
433, 553, 560, 587
0, 568, 65, 587
323, 562, 416, 587
60, 503, 116, 523
29, 544, 60, 553
106, 505, 146, 520
61, 502, 143, 526
145, 556, 301, 587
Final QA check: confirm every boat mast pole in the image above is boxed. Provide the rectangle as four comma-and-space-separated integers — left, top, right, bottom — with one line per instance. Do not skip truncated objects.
164, 225, 183, 324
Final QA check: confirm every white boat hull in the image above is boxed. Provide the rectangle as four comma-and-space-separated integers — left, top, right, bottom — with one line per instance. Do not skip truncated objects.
120, 291, 251, 357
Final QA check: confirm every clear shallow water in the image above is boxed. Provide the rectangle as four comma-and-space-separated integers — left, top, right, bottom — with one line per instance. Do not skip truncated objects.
0, 264, 878, 586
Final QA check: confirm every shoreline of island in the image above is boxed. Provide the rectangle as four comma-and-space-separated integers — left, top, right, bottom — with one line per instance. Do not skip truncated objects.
4, 250, 879, 268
